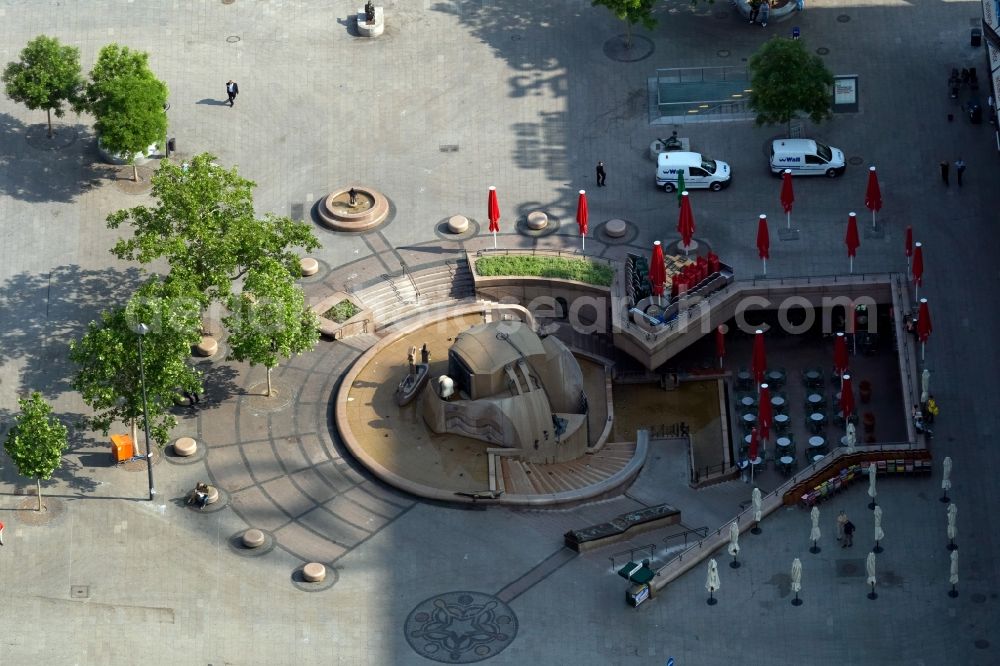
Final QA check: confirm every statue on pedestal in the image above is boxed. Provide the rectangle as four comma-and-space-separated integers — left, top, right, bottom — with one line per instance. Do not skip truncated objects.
365, 1, 376, 23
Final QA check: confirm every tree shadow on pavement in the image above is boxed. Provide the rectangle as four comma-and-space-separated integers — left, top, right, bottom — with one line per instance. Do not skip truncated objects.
0, 113, 113, 204
0, 265, 146, 398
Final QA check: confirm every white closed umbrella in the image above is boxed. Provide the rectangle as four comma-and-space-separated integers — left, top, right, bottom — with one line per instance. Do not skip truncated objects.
728, 521, 741, 568
948, 550, 959, 597
921, 368, 930, 404
752, 487, 763, 533
706, 558, 721, 605
845, 422, 857, 454
941, 456, 953, 502
867, 462, 878, 509
809, 506, 821, 553
790, 558, 803, 606
866, 551, 878, 599
947, 503, 958, 550
873, 505, 884, 552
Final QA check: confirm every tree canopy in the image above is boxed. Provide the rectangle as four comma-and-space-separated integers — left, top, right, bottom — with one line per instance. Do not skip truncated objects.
106, 153, 320, 305
93, 74, 168, 181
4, 392, 69, 510
224, 259, 319, 396
69, 279, 202, 448
748, 37, 834, 135
82, 43, 157, 111
2, 35, 84, 138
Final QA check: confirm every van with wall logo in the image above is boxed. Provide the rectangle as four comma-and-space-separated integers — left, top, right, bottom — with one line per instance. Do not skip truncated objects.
770, 139, 846, 177
655, 151, 732, 192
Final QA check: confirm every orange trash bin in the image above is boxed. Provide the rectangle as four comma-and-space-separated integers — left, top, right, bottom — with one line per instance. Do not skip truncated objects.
110, 434, 134, 463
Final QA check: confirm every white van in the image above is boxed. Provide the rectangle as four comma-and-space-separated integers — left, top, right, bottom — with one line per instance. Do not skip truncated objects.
656, 151, 732, 192
770, 139, 846, 177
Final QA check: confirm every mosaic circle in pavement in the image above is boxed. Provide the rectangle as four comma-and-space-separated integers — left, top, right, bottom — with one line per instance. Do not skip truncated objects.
404, 591, 518, 663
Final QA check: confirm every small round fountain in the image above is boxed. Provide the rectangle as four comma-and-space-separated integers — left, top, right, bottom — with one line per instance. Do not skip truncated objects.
316, 185, 389, 232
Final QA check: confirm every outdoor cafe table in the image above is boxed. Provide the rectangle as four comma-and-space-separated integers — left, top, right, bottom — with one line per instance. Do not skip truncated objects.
779, 455, 795, 472
773, 413, 789, 428
740, 396, 756, 408
809, 412, 825, 424
771, 395, 786, 409
738, 456, 763, 471
807, 393, 824, 406
766, 369, 786, 385
776, 437, 793, 453
742, 413, 757, 426
804, 369, 822, 386
812, 454, 826, 463
808, 435, 826, 451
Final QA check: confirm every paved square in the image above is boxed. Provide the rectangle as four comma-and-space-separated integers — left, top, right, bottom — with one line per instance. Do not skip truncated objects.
1, 1, 998, 664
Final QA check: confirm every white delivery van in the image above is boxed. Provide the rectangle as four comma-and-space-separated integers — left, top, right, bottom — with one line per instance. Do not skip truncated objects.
769, 139, 846, 177
655, 151, 732, 192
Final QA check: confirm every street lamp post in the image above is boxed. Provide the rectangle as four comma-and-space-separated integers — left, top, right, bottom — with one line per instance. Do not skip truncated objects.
134, 323, 156, 500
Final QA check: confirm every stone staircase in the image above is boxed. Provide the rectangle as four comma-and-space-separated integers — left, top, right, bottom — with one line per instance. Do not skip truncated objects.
353, 259, 476, 329
499, 441, 637, 496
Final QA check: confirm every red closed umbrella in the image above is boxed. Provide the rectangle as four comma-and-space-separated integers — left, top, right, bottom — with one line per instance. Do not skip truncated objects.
780, 169, 795, 229
917, 298, 932, 360
576, 189, 588, 252
715, 325, 726, 369
487, 186, 500, 248
707, 251, 720, 274
912, 241, 924, 301
833, 331, 849, 378
751, 329, 767, 387
758, 383, 773, 443
649, 240, 666, 301
696, 255, 708, 282
677, 191, 695, 255
756, 214, 770, 275
904, 225, 913, 276
846, 212, 860, 273
865, 166, 882, 229
748, 426, 759, 462
840, 373, 855, 421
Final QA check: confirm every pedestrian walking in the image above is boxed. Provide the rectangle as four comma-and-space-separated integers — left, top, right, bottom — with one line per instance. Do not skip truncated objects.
749, 0, 760, 23
843, 519, 855, 547
758, 0, 770, 27
596, 161, 606, 187
939, 161, 949, 186
836, 510, 848, 541
226, 80, 239, 107
955, 158, 966, 186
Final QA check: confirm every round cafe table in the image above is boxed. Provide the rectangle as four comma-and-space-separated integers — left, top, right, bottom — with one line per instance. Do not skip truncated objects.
771, 396, 786, 409
773, 413, 789, 427
804, 370, 822, 384
812, 454, 826, 463
743, 413, 757, 425
766, 369, 785, 385
779, 455, 794, 471
807, 393, 823, 406
776, 436, 792, 448
740, 396, 756, 408
809, 412, 825, 424
808, 436, 825, 449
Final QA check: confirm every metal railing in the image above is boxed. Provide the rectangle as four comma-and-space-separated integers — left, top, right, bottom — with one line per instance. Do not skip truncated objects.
650, 440, 924, 590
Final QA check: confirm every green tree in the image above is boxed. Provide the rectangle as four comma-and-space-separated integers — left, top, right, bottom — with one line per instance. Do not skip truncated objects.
592, 0, 658, 48
224, 260, 319, 396
2, 35, 83, 138
69, 279, 202, 449
106, 153, 320, 306
93, 74, 168, 182
748, 37, 834, 136
4, 392, 69, 511
81, 44, 155, 110
81, 44, 168, 181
